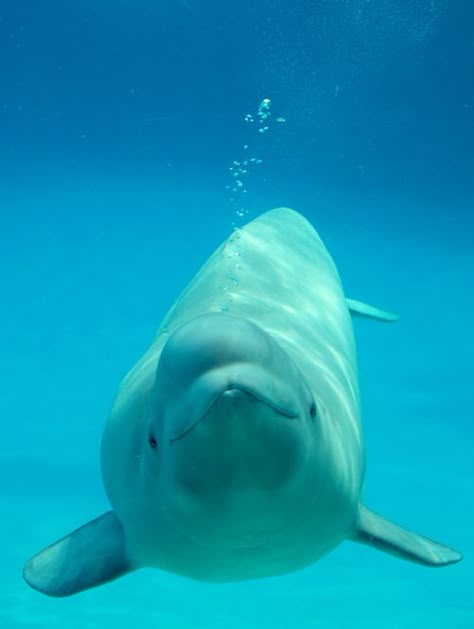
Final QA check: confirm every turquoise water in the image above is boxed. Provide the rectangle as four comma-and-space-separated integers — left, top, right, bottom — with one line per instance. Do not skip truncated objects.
1, 2, 473, 628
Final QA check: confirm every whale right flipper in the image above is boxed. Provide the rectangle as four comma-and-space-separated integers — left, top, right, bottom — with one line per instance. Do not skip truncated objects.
23, 510, 136, 597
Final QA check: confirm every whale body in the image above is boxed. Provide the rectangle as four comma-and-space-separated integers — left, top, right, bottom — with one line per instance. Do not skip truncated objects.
24, 208, 462, 597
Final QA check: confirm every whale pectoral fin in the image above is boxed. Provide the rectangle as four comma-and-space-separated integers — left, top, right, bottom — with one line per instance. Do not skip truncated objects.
346, 298, 400, 322
23, 510, 136, 597
350, 504, 462, 567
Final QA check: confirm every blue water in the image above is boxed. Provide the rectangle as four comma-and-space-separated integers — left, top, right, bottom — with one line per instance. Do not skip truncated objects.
1, 1, 473, 627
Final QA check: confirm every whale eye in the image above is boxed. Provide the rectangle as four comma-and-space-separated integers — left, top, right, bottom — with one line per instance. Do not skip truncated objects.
309, 402, 317, 420
149, 434, 158, 449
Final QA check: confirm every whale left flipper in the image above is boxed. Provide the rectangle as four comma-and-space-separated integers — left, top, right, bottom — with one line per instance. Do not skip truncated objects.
346, 298, 400, 322
23, 511, 136, 597
350, 505, 462, 566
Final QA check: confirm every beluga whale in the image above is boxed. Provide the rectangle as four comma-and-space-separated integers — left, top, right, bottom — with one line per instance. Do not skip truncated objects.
24, 208, 462, 597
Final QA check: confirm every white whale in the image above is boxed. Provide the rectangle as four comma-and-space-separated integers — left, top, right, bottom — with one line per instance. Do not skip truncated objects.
24, 208, 462, 597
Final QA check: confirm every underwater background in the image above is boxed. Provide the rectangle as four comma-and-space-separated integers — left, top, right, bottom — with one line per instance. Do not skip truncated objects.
1, 1, 473, 627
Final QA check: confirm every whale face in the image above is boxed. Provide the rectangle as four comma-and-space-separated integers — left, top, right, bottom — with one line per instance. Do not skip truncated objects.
145, 313, 318, 549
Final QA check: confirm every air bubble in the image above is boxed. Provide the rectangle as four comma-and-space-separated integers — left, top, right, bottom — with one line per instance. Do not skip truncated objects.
227, 98, 286, 225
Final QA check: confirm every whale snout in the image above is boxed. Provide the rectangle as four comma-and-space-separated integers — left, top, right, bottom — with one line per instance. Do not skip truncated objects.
153, 313, 313, 443
168, 380, 299, 443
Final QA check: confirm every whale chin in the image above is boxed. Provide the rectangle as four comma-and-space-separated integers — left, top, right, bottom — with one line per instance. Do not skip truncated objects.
167, 385, 306, 500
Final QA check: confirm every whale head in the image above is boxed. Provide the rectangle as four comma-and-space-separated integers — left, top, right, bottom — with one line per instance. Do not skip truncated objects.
145, 313, 318, 549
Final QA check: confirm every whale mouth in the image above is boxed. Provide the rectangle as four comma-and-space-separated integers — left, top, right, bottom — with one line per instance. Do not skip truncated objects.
169, 384, 298, 443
